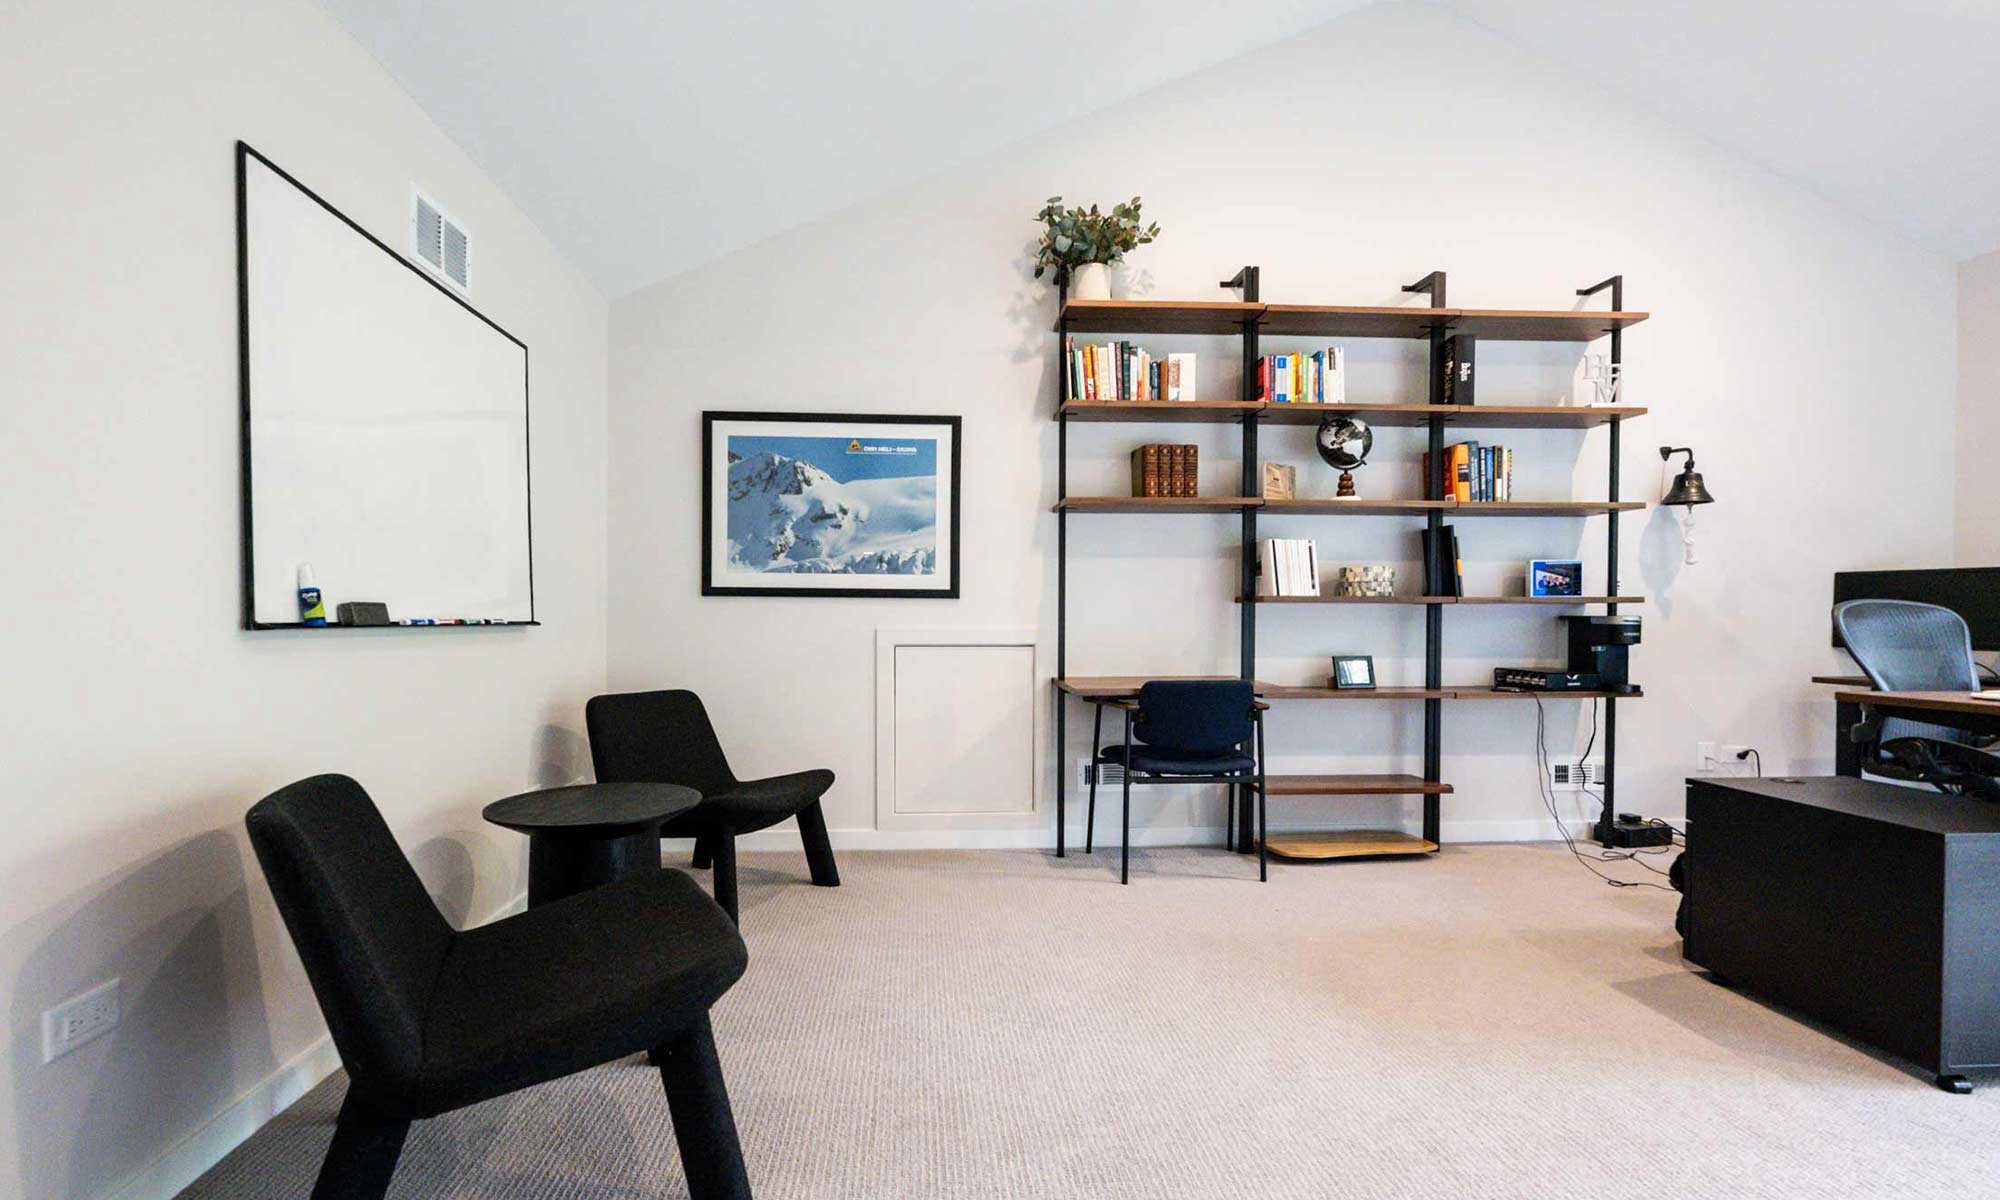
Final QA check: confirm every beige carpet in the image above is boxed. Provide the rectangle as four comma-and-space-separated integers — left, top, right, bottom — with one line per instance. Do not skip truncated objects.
180, 844, 2000, 1198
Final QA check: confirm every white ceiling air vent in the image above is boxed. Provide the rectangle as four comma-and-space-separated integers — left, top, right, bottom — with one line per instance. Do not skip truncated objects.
412, 189, 469, 291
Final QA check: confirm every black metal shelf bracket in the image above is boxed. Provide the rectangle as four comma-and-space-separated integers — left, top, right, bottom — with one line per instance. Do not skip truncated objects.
1220, 266, 1261, 300
1403, 270, 1448, 308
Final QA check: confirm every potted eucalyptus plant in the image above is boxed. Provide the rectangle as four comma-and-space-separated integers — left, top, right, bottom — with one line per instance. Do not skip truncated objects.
1032, 196, 1160, 300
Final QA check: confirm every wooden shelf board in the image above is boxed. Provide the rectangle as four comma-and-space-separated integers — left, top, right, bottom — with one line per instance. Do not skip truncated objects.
1259, 686, 1451, 700
1449, 501, 1647, 517
1242, 594, 1643, 605
1055, 675, 1251, 698
1258, 305, 1454, 339
1059, 400, 1262, 423
1053, 300, 1648, 342
1055, 496, 1260, 514
1452, 687, 1645, 700
1058, 299, 1262, 334
1262, 774, 1453, 796
1058, 678, 1645, 700
1455, 595, 1644, 606
1265, 830, 1439, 859
1258, 402, 1647, 429
1260, 498, 1453, 516
1451, 309, 1650, 341
1241, 594, 1453, 605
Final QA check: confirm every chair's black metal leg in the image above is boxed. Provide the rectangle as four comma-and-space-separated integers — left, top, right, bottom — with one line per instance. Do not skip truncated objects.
312, 1090, 409, 1200
655, 1014, 754, 1200
1086, 702, 1103, 854
796, 800, 840, 887
1225, 785, 1237, 853
1255, 713, 1269, 881
711, 833, 740, 924
691, 831, 715, 870
1121, 708, 1133, 884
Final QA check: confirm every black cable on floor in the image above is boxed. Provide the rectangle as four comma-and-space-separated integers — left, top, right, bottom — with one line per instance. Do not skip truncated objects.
1533, 695, 1678, 893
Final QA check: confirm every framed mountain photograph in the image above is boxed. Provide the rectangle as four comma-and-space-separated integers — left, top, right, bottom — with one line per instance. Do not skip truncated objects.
703, 411, 962, 598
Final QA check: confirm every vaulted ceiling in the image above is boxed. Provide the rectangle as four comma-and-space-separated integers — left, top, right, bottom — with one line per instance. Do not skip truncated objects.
321, 0, 2000, 296
319, 0, 1375, 296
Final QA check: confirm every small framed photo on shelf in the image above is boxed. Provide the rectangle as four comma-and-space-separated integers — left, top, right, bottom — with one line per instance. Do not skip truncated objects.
1529, 559, 1584, 598
1262, 462, 1297, 501
1330, 654, 1376, 690
702, 411, 961, 598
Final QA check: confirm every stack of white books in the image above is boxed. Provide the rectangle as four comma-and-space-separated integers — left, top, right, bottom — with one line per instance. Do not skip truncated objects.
1255, 539, 1321, 597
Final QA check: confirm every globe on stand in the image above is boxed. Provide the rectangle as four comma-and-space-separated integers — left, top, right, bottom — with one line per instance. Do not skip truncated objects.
1315, 416, 1374, 498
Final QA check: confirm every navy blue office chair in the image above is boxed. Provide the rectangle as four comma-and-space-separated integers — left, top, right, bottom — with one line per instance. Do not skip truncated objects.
1087, 680, 1267, 883
1834, 599, 2000, 800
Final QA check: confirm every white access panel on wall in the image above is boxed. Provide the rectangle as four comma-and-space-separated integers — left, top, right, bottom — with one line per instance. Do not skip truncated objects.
238, 142, 532, 629
875, 629, 1045, 832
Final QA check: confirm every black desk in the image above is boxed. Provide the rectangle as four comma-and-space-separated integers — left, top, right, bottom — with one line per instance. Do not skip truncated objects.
483, 783, 700, 907
1683, 776, 2000, 1091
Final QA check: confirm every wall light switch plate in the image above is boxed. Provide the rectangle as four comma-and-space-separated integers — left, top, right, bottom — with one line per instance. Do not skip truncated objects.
42, 978, 119, 1063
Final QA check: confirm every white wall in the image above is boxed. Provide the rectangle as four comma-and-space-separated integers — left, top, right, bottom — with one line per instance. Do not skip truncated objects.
609, 2, 1955, 845
1959, 249, 2000, 564
0, 3, 608, 1197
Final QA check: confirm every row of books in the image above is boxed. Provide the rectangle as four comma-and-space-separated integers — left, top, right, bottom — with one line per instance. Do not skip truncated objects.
1422, 442, 1515, 502
1130, 443, 1199, 498
1420, 525, 1466, 597
1064, 339, 1196, 403
1255, 349, 1346, 405
1255, 538, 1321, 597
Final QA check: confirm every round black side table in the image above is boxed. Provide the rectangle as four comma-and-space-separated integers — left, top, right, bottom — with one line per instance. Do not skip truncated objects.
483, 783, 701, 908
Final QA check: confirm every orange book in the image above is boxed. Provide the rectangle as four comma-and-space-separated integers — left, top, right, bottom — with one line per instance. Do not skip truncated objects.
1451, 444, 1472, 502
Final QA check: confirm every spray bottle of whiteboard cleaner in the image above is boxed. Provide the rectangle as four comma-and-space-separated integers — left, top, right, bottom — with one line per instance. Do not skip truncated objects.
297, 564, 327, 626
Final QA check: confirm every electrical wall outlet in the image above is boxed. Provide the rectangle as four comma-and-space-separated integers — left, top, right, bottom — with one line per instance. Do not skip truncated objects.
1549, 757, 1604, 791
42, 978, 119, 1063
1074, 759, 1127, 790
1696, 742, 1755, 773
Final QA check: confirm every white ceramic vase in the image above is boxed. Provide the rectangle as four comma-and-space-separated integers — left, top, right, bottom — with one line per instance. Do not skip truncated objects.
1068, 262, 1111, 300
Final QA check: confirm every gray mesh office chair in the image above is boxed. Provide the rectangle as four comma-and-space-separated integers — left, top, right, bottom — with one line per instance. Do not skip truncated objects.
1833, 599, 2000, 799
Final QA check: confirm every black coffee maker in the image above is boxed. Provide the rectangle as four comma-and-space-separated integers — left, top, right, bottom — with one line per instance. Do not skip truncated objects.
1560, 615, 1641, 694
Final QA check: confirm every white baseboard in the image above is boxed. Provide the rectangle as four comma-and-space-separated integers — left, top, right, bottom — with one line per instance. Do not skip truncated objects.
95, 889, 529, 1200
720, 815, 1599, 852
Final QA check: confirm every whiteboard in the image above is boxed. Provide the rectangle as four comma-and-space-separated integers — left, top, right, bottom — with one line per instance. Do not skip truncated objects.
239, 144, 532, 628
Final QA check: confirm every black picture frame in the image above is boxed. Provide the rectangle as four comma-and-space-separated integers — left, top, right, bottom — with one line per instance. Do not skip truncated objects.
1331, 655, 1377, 690
237, 141, 536, 631
702, 411, 962, 598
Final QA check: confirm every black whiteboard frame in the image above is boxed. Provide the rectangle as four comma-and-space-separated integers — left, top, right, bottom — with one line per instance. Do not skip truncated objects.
237, 141, 537, 631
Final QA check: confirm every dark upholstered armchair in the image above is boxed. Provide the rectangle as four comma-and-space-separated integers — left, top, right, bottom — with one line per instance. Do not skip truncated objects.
588, 689, 839, 923
246, 774, 755, 1199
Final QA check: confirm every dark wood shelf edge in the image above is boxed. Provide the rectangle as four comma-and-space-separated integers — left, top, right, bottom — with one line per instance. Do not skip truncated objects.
1262, 774, 1455, 796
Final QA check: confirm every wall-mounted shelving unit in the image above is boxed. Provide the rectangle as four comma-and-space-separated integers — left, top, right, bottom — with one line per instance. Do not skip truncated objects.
1052, 268, 1647, 859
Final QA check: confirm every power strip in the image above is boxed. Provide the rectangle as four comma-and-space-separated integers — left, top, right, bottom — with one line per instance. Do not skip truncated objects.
1600, 814, 1674, 848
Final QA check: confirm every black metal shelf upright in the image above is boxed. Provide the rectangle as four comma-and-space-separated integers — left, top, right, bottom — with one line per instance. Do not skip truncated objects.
1051, 268, 1639, 858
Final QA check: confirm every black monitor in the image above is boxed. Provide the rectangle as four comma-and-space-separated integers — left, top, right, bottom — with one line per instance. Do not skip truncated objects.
1832, 568, 2000, 651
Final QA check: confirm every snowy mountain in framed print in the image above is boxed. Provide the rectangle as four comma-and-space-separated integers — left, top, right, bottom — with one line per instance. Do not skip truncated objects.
703, 412, 961, 597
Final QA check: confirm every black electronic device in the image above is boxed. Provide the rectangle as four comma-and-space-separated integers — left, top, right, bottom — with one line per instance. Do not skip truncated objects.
1494, 668, 1601, 692
336, 601, 391, 626
1602, 814, 1673, 848
1832, 567, 2000, 652
1561, 614, 1640, 693
1493, 615, 1642, 693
